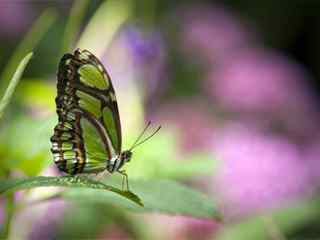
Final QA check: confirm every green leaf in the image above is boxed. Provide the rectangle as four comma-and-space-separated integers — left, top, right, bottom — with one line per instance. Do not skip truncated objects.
100, 178, 220, 220
0, 176, 220, 220
61, 0, 90, 54
59, 177, 219, 220
0, 176, 143, 207
0, 52, 33, 118
0, 9, 57, 96
77, 0, 132, 57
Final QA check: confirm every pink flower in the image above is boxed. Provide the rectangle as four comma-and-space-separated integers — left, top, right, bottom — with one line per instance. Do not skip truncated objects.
213, 123, 312, 218
304, 140, 320, 184
0, 2, 34, 37
179, 5, 255, 63
206, 49, 311, 112
207, 48, 315, 114
206, 48, 320, 139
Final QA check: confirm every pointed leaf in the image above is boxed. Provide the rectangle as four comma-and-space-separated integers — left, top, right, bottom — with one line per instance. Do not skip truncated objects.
0, 176, 220, 220
0, 52, 33, 118
0, 9, 57, 96
0, 176, 143, 207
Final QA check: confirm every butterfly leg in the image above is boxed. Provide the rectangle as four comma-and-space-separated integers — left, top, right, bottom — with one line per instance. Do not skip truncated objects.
118, 170, 129, 191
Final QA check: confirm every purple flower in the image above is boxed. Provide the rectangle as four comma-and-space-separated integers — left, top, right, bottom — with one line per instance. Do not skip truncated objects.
103, 26, 168, 110
207, 48, 314, 113
304, 140, 320, 184
213, 122, 312, 218
124, 26, 165, 66
177, 5, 319, 143
179, 5, 255, 63
0, 2, 34, 37
124, 26, 168, 108
206, 48, 320, 139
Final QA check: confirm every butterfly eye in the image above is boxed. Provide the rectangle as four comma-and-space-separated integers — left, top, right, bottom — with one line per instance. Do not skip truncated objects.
126, 152, 132, 162
121, 150, 132, 162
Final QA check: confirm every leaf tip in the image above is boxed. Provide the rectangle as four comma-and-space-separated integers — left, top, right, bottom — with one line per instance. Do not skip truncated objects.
122, 190, 144, 207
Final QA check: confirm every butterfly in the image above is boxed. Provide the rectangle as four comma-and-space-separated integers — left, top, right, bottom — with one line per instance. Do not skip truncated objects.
50, 49, 160, 190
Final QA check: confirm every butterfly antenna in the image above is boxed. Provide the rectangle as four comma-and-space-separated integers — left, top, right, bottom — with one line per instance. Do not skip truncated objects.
129, 121, 151, 151
130, 125, 161, 150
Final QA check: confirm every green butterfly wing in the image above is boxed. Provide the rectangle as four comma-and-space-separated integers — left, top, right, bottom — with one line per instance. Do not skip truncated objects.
51, 49, 122, 174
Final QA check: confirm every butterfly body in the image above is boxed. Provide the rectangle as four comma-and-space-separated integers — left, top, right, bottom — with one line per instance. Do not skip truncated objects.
51, 49, 132, 176
107, 150, 132, 173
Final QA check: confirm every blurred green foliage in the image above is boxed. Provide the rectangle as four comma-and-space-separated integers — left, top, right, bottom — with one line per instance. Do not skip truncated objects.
0, 114, 54, 177
0, 9, 56, 97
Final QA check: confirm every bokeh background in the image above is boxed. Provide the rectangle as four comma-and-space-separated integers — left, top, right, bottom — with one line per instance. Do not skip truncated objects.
1, 0, 320, 239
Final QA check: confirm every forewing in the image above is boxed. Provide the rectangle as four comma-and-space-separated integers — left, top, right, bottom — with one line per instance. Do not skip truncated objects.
75, 49, 122, 153
51, 49, 122, 174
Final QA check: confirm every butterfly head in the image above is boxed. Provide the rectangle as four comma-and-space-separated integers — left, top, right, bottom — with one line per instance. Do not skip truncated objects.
106, 122, 160, 173
121, 150, 132, 163
106, 150, 132, 173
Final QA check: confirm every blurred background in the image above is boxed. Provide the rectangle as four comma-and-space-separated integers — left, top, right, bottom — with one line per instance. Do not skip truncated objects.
1, 0, 320, 239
